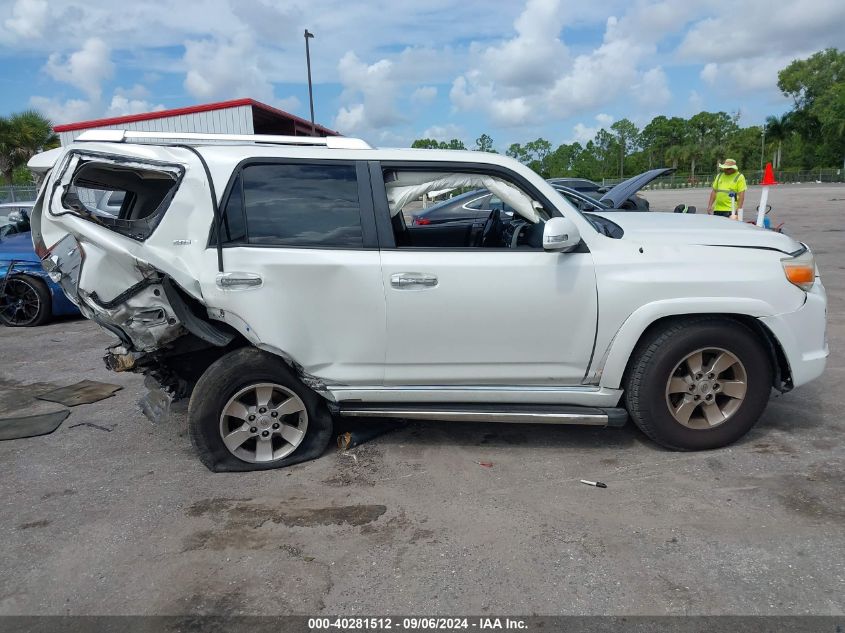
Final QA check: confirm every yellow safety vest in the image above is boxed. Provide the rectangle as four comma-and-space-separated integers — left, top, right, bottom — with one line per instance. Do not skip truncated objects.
712, 172, 747, 212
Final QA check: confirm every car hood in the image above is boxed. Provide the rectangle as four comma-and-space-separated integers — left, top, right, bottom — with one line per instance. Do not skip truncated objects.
599, 167, 675, 208
593, 212, 803, 253
0, 231, 37, 263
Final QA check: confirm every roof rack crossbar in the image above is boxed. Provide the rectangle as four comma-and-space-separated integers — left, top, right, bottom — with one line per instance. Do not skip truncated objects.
74, 129, 371, 149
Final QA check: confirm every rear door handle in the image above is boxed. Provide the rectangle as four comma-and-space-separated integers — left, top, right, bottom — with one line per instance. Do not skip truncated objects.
390, 273, 438, 289
216, 272, 263, 290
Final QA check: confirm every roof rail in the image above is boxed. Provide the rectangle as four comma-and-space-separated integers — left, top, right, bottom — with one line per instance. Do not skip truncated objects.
74, 129, 372, 149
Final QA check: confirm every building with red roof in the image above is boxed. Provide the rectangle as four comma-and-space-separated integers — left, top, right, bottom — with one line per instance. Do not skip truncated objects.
53, 98, 338, 145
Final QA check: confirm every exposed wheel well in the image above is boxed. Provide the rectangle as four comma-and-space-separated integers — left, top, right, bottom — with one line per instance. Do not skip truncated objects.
623, 314, 791, 393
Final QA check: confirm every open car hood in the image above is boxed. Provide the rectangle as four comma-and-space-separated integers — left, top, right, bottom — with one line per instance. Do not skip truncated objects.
599, 167, 675, 208
593, 211, 804, 253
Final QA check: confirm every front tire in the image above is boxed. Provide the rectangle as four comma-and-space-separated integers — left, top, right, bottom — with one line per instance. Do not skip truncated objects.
624, 318, 772, 450
188, 347, 333, 472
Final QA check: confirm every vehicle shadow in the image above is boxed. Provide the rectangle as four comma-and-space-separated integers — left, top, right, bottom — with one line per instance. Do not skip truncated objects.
348, 417, 651, 452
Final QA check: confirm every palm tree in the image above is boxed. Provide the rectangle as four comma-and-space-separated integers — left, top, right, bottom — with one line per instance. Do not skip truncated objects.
764, 113, 792, 169
0, 110, 59, 184
682, 144, 704, 184
665, 145, 684, 170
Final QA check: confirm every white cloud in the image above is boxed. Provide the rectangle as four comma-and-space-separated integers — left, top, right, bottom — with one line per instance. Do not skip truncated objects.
31, 81, 166, 124
274, 96, 301, 114
700, 62, 718, 86
422, 124, 465, 142
29, 96, 97, 124
332, 51, 407, 134
105, 95, 165, 117
595, 113, 614, 127
450, 0, 693, 127
700, 53, 813, 95
570, 113, 614, 144
183, 32, 278, 103
476, 0, 568, 89
688, 90, 703, 114
678, 1, 845, 97
44, 37, 113, 101
679, 1, 845, 62
115, 83, 150, 100
634, 66, 671, 108
3, 0, 47, 39
335, 103, 365, 132
411, 86, 437, 105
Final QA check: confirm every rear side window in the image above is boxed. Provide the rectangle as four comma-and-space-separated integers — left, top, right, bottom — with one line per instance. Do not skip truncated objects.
54, 152, 184, 241
218, 163, 362, 248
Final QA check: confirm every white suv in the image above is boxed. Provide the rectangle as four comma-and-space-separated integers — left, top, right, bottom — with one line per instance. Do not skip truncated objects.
30, 130, 828, 471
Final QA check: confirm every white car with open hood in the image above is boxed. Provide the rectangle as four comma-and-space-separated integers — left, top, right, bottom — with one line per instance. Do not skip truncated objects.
29, 130, 828, 471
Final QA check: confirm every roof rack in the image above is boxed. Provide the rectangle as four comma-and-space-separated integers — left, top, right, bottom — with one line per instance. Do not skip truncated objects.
74, 129, 372, 150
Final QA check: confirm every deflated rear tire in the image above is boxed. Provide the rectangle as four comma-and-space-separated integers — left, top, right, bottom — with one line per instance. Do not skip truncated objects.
624, 317, 772, 450
188, 347, 333, 472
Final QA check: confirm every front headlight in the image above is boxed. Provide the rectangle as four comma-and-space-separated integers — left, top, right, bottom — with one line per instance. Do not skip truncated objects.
781, 247, 816, 292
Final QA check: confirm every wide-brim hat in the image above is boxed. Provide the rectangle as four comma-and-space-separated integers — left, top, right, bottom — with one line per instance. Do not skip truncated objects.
719, 159, 739, 170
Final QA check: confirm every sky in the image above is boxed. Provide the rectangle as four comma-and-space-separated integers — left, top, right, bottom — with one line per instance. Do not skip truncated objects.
0, 0, 843, 151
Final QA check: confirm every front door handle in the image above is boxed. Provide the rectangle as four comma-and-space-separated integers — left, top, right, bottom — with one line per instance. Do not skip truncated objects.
390, 273, 438, 289
216, 272, 263, 290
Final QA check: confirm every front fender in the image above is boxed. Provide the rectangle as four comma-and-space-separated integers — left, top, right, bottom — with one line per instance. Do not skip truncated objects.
593, 297, 779, 389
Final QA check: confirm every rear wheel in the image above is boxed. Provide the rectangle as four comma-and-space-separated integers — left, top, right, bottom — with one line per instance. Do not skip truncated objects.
0, 275, 51, 327
625, 318, 772, 450
188, 347, 333, 471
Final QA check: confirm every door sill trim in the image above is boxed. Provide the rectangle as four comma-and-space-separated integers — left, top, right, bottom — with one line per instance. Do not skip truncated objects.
324, 385, 623, 407
338, 403, 627, 427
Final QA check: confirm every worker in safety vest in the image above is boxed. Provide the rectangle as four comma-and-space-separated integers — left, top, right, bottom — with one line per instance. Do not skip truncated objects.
706, 158, 746, 219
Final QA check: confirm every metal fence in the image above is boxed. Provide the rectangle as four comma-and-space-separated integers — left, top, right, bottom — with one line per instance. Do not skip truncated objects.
0, 185, 38, 203
601, 168, 845, 190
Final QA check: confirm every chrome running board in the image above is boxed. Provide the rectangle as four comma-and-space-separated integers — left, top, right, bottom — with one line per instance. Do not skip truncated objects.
338, 404, 628, 427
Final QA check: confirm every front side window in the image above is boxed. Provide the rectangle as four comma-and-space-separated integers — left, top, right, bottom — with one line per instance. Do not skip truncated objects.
219, 163, 362, 248
384, 169, 549, 249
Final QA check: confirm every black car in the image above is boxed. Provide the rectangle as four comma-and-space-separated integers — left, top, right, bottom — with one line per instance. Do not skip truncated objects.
553, 168, 676, 211
411, 189, 515, 226
546, 177, 603, 197
412, 168, 675, 225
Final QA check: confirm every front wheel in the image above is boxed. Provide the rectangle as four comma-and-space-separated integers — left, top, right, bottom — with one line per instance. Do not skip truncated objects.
625, 318, 773, 450
188, 347, 333, 471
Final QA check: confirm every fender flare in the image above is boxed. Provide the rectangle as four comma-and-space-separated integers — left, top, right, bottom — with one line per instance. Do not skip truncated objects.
595, 297, 778, 389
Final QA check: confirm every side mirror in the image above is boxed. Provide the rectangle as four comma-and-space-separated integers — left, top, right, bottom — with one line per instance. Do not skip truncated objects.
543, 216, 581, 252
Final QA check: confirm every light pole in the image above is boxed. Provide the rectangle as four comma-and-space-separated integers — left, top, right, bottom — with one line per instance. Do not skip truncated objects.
760, 125, 766, 176
304, 29, 316, 135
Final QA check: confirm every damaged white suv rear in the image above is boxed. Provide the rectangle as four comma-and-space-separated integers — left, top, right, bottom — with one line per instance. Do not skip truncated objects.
30, 130, 828, 471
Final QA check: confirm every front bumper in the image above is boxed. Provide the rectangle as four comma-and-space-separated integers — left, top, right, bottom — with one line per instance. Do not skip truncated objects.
759, 279, 828, 389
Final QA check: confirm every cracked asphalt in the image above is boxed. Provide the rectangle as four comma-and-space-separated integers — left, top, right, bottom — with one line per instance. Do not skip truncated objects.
0, 184, 842, 616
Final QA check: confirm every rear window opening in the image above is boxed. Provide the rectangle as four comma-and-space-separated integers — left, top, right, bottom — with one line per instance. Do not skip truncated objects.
57, 154, 184, 241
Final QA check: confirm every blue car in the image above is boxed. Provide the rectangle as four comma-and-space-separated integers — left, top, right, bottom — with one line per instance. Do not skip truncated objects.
0, 202, 79, 327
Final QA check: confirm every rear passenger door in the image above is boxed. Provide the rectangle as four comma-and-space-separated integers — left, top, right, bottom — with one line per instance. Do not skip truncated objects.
199, 160, 386, 387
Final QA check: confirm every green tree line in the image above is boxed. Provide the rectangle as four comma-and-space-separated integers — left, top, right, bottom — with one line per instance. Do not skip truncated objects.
412, 49, 845, 183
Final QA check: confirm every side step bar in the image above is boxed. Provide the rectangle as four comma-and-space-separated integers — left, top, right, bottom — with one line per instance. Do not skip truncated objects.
338, 403, 628, 428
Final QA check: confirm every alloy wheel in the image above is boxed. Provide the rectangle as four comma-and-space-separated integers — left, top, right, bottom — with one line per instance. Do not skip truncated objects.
218, 382, 309, 463
0, 278, 42, 326
665, 347, 748, 429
